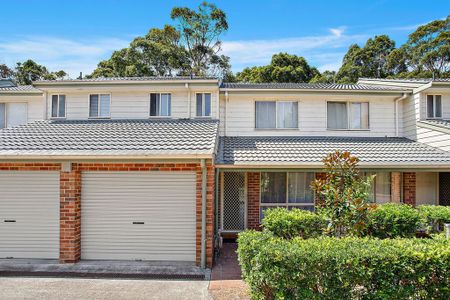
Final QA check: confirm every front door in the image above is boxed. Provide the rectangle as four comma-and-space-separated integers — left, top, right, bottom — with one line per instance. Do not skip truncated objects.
222, 172, 246, 232
439, 172, 450, 206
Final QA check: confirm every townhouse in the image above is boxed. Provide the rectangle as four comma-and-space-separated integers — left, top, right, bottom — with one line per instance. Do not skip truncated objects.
0, 76, 449, 268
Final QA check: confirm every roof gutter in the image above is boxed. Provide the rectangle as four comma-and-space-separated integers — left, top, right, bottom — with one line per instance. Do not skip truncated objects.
0, 154, 214, 160
394, 93, 408, 137
215, 163, 450, 169
219, 88, 409, 94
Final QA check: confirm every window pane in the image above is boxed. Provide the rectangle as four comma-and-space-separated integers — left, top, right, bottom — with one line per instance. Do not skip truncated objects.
99, 94, 110, 117
427, 95, 434, 118
327, 102, 347, 129
150, 93, 159, 116
435, 95, 442, 118
160, 93, 171, 116
350, 102, 369, 129
288, 172, 315, 203
6, 103, 27, 128
0, 103, 5, 129
59, 95, 65, 117
204, 93, 211, 116
51, 95, 58, 118
89, 95, 99, 117
375, 172, 391, 204
261, 172, 286, 203
288, 206, 315, 212
277, 102, 298, 128
196, 94, 203, 116
256, 101, 276, 128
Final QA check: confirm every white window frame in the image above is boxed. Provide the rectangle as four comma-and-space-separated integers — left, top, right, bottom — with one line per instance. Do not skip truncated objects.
255, 100, 299, 129
195, 92, 212, 117
426, 95, 442, 119
88, 93, 111, 118
327, 101, 370, 131
149, 92, 172, 117
51, 95, 66, 119
260, 172, 316, 220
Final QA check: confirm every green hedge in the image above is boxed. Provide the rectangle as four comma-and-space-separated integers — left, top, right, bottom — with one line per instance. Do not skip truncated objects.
366, 203, 422, 238
418, 205, 450, 232
261, 208, 326, 239
238, 231, 450, 300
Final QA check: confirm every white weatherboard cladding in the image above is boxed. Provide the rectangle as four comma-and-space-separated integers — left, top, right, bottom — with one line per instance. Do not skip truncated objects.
0, 171, 60, 259
81, 171, 197, 261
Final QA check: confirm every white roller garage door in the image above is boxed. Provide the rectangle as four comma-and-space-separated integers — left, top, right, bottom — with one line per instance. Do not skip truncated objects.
81, 171, 197, 261
0, 171, 60, 259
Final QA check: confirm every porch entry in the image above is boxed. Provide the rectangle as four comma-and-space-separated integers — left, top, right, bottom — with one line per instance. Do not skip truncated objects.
221, 172, 247, 232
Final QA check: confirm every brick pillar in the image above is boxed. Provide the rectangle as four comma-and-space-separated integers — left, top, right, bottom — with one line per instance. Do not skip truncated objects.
60, 166, 81, 263
403, 172, 416, 206
196, 162, 215, 268
391, 172, 402, 203
247, 172, 261, 230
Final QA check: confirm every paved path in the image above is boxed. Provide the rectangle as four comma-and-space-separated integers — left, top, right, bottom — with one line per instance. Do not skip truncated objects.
0, 277, 210, 300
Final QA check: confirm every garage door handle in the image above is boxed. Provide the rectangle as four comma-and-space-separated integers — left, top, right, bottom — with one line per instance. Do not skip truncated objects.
4, 220, 16, 223
132, 222, 144, 225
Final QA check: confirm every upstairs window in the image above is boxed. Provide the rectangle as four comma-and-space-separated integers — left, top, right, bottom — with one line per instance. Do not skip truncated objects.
150, 93, 171, 117
427, 95, 442, 119
51, 95, 66, 118
0, 103, 27, 129
327, 101, 369, 130
89, 94, 110, 118
255, 101, 298, 129
196, 93, 211, 117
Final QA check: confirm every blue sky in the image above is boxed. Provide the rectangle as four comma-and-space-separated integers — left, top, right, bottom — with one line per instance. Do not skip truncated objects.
0, 0, 448, 77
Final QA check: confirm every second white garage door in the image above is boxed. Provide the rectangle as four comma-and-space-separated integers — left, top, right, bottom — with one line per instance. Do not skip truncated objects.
81, 171, 197, 261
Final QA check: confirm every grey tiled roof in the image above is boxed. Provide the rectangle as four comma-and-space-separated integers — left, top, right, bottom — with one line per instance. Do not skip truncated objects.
359, 78, 450, 84
0, 119, 218, 157
0, 85, 42, 92
217, 136, 450, 166
418, 119, 450, 130
35, 76, 218, 83
220, 82, 409, 91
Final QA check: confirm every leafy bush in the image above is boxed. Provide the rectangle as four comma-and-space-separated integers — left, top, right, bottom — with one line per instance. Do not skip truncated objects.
366, 203, 422, 238
262, 208, 326, 239
311, 151, 375, 237
418, 205, 450, 232
238, 230, 450, 300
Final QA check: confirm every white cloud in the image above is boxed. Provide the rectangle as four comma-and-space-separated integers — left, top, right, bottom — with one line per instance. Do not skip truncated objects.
222, 29, 367, 72
0, 36, 130, 78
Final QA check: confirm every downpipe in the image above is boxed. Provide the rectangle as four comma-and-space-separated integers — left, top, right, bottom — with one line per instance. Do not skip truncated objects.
394, 93, 408, 137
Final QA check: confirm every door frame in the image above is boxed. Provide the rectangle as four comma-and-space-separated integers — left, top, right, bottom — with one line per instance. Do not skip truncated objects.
220, 171, 248, 233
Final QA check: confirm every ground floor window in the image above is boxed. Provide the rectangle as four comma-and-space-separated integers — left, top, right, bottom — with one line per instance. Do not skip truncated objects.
367, 172, 391, 203
260, 172, 315, 220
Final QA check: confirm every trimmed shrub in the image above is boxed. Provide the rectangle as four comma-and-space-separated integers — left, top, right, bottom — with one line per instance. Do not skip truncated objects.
366, 203, 422, 238
418, 205, 450, 232
262, 208, 326, 239
238, 231, 450, 300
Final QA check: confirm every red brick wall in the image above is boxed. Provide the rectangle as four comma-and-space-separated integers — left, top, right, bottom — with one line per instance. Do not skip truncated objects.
0, 162, 214, 267
247, 172, 261, 230
403, 172, 416, 206
60, 167, 81, 263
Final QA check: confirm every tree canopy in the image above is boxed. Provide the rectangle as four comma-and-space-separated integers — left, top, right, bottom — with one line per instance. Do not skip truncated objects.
91, 1, 231, 78
236, 53, 319, 83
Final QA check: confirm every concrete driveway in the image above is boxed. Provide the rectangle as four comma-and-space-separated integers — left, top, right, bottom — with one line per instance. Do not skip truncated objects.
0, 277, 210, 300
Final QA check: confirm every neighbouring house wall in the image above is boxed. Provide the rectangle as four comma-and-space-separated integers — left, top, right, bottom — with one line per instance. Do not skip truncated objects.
42, 84, 219, 120
403, 172, 416, 206
402, 93, 421, 140
0, 161, 215, 268
416, 172, 439, 205
416, 126, 450, 152
247, 172, 261, 230
219, 92, 399, 137
0, 94, 45, 124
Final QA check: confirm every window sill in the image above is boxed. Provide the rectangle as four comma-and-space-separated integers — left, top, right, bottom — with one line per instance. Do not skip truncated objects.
88, 117, 111, 119
255, 128, 299, 131
326, 128, 371, 131
50, 117, 66, 120
149, 116, 172, 119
